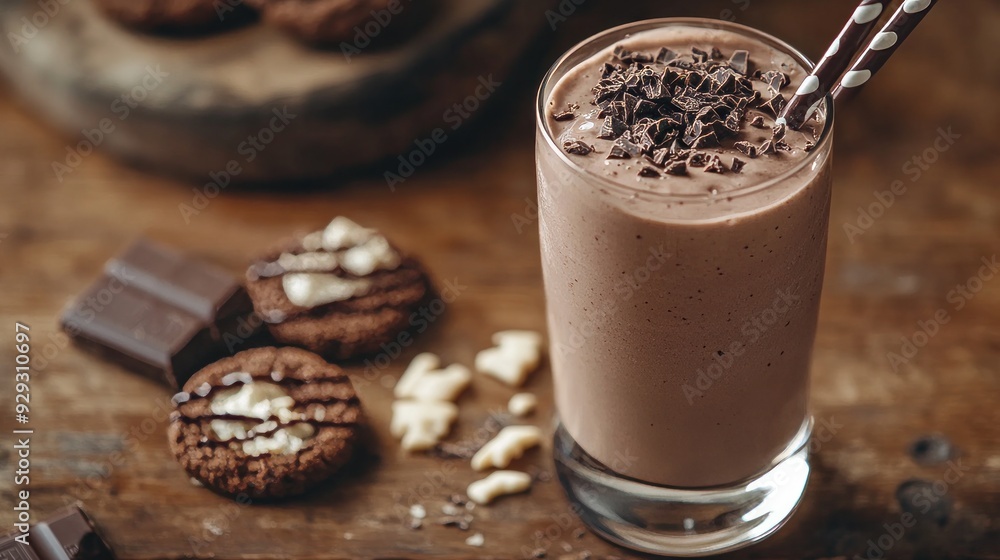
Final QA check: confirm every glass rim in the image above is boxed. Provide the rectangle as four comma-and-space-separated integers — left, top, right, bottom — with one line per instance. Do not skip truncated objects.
536, 17, 835, 202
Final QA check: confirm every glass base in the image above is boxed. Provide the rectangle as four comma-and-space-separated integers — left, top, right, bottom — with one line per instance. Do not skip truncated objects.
553, 418, 812, 557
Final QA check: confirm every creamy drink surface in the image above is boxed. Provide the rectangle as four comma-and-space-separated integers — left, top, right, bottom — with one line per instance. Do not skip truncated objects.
538, 23, 832, 487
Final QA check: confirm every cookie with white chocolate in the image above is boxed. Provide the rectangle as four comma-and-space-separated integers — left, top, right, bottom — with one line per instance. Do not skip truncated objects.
245, 217, 433, 359
167, 346, 362, 499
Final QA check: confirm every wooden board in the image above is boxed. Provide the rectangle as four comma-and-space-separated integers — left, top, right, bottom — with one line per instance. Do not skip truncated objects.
1, 0, 999, 558
0, 0, 549, 181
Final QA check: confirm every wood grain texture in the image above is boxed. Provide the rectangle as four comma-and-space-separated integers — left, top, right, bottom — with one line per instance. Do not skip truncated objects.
1, 1, 999, 559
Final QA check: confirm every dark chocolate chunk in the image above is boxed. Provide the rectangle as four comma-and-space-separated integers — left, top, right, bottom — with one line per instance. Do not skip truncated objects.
655, 47, 678, 64
691, 47, 708, 63
691, 130, 720, 149
552, 109, 576, 121
5, 506, 116, 560
731, 157, 746, 173
704, 156, 726, 173
771, 123, 787, 141
803, 140, 816, 152
607, 145, 631, 159
775, 140, 792, 152
563, 140, 594, 156
761, 70, 790, 92
734, 141, 758, 158
598, 116, 628, 140
688, 152, 708, 168
760, 93, 786, 117
651, 148, 671, 167
909, 434, 955, 466
897, 479, 952, 526
671, 95, 703, 112
759, 140, 775, 155
62, 238, 259, 389
710, 47, 724, 60
638, 166, 660, 178
682, 120, 705, 146
728, 50, 749, 75
613, 136, 642, 158
664, 160, 687, 176
750, 115, 766, 128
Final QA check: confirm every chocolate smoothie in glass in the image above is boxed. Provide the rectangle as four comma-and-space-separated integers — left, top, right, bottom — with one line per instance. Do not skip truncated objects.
536, 19, 833, 556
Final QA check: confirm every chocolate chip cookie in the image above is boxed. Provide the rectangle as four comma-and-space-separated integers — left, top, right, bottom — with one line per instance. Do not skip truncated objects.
244, 217, 433, 360
168, 346, 362, 499
245, 0, 397, 43
91, 0, 226, 30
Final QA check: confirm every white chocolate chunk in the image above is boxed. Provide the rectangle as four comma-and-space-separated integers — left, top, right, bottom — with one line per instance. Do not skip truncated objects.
391, 400, 459, 451
276, 251, 339, 273
282, 273, 371, 308
466, 471, 532, 505
340, 235, 401, 276
507, 393, 538, 417
394, 353, 441, 399
471, 425, 543, 471
394, 353, 471, 402
465, 533, 484, 547
208, 381, 314, 456
321, 216, 376, 251
475, 330, 544, 387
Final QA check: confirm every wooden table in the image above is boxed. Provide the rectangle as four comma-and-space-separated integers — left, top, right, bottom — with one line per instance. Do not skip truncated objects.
1, 1, 998, 558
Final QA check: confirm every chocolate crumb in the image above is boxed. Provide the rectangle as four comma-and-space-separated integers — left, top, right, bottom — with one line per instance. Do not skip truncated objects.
731, 157, 746, 173
750, 115, 766, 128
639, 166, 661, 178
664, 160, 687, 176
775, 139, 792, 152
705, 156, 726, 173
563, 140, 594, 156
803, 140, 816, 152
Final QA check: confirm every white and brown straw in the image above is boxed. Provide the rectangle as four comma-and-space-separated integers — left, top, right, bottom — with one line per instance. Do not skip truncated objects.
779, 0, 890, 129
780, 0, 938, 130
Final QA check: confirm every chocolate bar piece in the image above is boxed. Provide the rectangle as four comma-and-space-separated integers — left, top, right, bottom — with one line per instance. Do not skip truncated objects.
61, 238, 261, 389
2, 506, 114, 560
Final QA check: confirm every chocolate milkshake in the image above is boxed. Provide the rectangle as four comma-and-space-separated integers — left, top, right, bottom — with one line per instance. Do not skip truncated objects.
537, 19, 832, 501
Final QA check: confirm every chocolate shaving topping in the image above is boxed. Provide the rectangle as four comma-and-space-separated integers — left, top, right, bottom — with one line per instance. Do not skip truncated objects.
771, 123, 787, 141
728, 50, 749, 75
563, 140, 594, 156
567, 42, 813, 173
664, 160, 687, 175
760, 93, 786, 117
705, 156, 726, 173
688, 152, 708, 168
731, 157, 746, 173
552, 109, 575, 121
734, 141, 758, 158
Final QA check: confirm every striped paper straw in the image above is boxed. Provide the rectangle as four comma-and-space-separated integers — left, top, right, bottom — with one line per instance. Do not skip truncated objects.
831, 0, 939, 100
779, 0, 891, 130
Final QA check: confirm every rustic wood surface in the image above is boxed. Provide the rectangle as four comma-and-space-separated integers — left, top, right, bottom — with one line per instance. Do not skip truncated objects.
1, 1, 998, 558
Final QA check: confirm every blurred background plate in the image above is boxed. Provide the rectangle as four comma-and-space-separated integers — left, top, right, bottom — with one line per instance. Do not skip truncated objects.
0, 0, 550, 183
